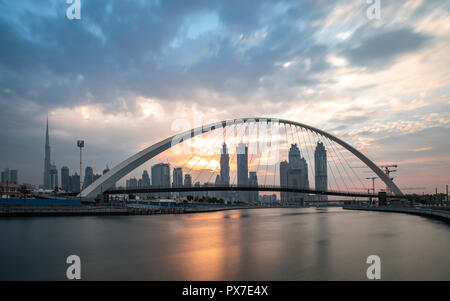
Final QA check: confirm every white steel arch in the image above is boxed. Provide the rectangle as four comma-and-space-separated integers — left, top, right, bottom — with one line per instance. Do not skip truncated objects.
80, 118, 403, 198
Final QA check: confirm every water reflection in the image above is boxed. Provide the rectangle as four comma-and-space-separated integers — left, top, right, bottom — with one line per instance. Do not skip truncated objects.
0, 208, 449, 280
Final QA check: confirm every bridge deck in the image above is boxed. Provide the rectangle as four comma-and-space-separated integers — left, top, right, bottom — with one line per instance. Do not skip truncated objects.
103, 185, 381, 198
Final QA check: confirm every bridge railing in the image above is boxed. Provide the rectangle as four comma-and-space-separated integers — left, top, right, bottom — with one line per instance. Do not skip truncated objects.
102, 184, 379, 198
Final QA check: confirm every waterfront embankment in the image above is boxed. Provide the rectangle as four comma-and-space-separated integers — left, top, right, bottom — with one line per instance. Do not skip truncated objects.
343, 206, 450, 223
0, 204, 251, 217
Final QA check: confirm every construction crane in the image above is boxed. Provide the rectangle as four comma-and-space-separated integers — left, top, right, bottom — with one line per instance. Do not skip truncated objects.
351, 164, 399, 195
379, 165, 397, 175
379, 165, 397, 195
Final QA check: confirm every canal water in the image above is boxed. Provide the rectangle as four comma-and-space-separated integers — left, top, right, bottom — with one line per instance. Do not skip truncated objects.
0, 207, 449, 280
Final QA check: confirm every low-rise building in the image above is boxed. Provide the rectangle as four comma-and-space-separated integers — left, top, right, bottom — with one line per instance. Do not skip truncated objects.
0, 183, 22, 198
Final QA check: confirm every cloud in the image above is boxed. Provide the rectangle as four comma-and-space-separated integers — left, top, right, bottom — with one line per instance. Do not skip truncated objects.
408, 147, 432, 153
342, 27, 431, 69
0, 0, 449, 192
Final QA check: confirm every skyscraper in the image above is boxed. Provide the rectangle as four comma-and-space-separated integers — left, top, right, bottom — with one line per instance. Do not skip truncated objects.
0, 168, 7, 184
289, 144, 309, 188
69, 173, 80, 192
61, 166, 70, 191
172, 167, 183, 188
43, 118, 52, 189
83, 166, 94, 189
182, 173, 192, 199
172, 167, 183, 199
151, 163, 170, 187
248, 171, 259, 202
236, 142, 249, 202
184, 174, 192, 187
1, 168, 17, 184
50, 164, 58, 190
220, 142, 230, 200
280, 160, 290, 204
214, 174, 222, 199
289, 144, 302, 169
9, 169, 18, 184
285, 144, 310, 205
220, 143, 230, 186
151, 163, 170, 198
126, 177, 138, 189
142, 170, 151, 188
315, 141, 328, 201
194, 181, 200, 199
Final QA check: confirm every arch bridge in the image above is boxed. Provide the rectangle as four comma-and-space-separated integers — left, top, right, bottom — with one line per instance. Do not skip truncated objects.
80, 118, 403, 199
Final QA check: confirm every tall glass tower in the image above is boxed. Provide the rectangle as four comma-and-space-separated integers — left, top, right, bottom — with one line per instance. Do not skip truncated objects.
236, 142, 248, 202
220, 143, 230, 186
220, 142, 230, 201
314, 141, 328, 201
43, 118, 52, 189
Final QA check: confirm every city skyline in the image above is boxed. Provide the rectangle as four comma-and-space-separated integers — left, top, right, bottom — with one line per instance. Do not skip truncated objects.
3, 117, 447, 200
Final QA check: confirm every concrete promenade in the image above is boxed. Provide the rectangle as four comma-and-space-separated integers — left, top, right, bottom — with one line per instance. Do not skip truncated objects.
0, 205, 183, 217
343, 206, 450, 223
0, 204, 251, 217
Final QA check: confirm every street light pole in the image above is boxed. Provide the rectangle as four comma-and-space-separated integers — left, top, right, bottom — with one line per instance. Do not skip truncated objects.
77, 140, 84, 193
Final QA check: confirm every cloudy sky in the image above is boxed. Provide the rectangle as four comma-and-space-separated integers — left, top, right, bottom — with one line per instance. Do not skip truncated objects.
0, 0, 449, 193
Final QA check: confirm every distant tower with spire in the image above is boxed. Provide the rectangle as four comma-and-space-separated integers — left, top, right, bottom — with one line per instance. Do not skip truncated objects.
43, 118, 52, 189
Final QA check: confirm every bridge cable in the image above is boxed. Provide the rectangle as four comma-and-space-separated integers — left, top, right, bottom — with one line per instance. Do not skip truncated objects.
272, 121, 280, 187
247, 120, 267, 201
293, 125, 314, 190
194, 123, 239, 186
204, 122, 242, 186
187, 130, 222, 181
318, 131, 358, 192
303, 127, 341, 192
281, 123, 292, 203
289, 123, 308, 201
322, 134, 359, 192
288, 124, 305, 201
324, 135, 364, 192
316, 131, 349, 192
326, 136, 367, 192
296, 124, 314, 200
296, 125, 316, 189
265, 121, 280, 201
178, 125, 220, 172
247, 120, 261, 181
254, 120, 267, 182
294, 125, 317, 203
263, 121, 272, 187
317, 131, 351, 193
229, 122, 251, 186
187, 124, 230, 184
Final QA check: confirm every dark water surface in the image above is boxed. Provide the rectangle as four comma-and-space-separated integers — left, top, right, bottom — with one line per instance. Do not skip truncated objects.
0, 207, 449, 280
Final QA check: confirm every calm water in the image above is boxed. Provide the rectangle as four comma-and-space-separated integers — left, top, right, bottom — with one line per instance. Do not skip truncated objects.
0, 207, 449, 280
